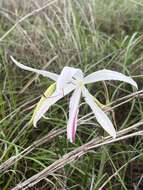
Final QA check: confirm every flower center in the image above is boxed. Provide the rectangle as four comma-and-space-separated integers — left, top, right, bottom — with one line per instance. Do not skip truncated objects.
76, 80, 84, 88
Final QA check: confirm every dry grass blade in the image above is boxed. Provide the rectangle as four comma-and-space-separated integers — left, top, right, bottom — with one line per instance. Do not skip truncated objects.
11, 128, 143, 190
0, 89, 142, 173
0, 0, 57, 42
0, 121, 142, 173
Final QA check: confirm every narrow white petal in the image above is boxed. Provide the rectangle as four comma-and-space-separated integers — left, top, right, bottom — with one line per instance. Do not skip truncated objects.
56, 66, 83, 91
82, 87, 116, 138
10, 56, 58, 81
33, 84, 75, 127
84, 69, 138, 88
67, 88, 81, 143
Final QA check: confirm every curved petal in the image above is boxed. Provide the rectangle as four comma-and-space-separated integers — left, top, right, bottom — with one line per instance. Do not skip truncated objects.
56, 66, 83, 91
10, 56, 58, 81
82, 87, 116, 138
84, 69, 138, 88
29, 83, 56, 125
67, 88, 81, 143
33, 83, 75, 127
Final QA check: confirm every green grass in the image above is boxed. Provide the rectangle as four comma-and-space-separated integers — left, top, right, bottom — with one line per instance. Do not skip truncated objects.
0, 0, 143, 189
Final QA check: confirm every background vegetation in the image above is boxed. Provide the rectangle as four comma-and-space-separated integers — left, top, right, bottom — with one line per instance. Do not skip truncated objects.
0, 0, 143, 189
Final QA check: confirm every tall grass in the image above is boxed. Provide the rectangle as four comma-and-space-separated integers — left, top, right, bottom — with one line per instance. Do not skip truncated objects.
0, 0, 143, 189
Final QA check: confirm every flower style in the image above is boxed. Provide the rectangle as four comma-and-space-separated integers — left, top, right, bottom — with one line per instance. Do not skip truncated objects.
11, 56, 138, 143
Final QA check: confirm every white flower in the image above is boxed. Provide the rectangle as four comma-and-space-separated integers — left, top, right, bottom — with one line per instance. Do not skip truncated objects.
11, 56, 138, 143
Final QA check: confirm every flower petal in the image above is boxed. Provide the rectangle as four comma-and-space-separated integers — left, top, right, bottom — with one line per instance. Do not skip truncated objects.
10, 56, 58, 81
67, 88, 81, 143
84, 69, 138, 88
33, 83, 75, 127
82, 87, 116, 138
29, 83, 56, 125
56, 66, 83, 91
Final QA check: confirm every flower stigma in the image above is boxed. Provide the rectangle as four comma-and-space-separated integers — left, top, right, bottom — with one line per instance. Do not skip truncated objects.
76, 79, 84, 89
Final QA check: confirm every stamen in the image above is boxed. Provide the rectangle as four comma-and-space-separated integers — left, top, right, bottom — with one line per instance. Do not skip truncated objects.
67, 81, 75, 85
72, 76, 76, 80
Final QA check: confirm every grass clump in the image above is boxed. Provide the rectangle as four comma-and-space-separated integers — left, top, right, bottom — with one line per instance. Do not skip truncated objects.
0, 0, 143, 189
